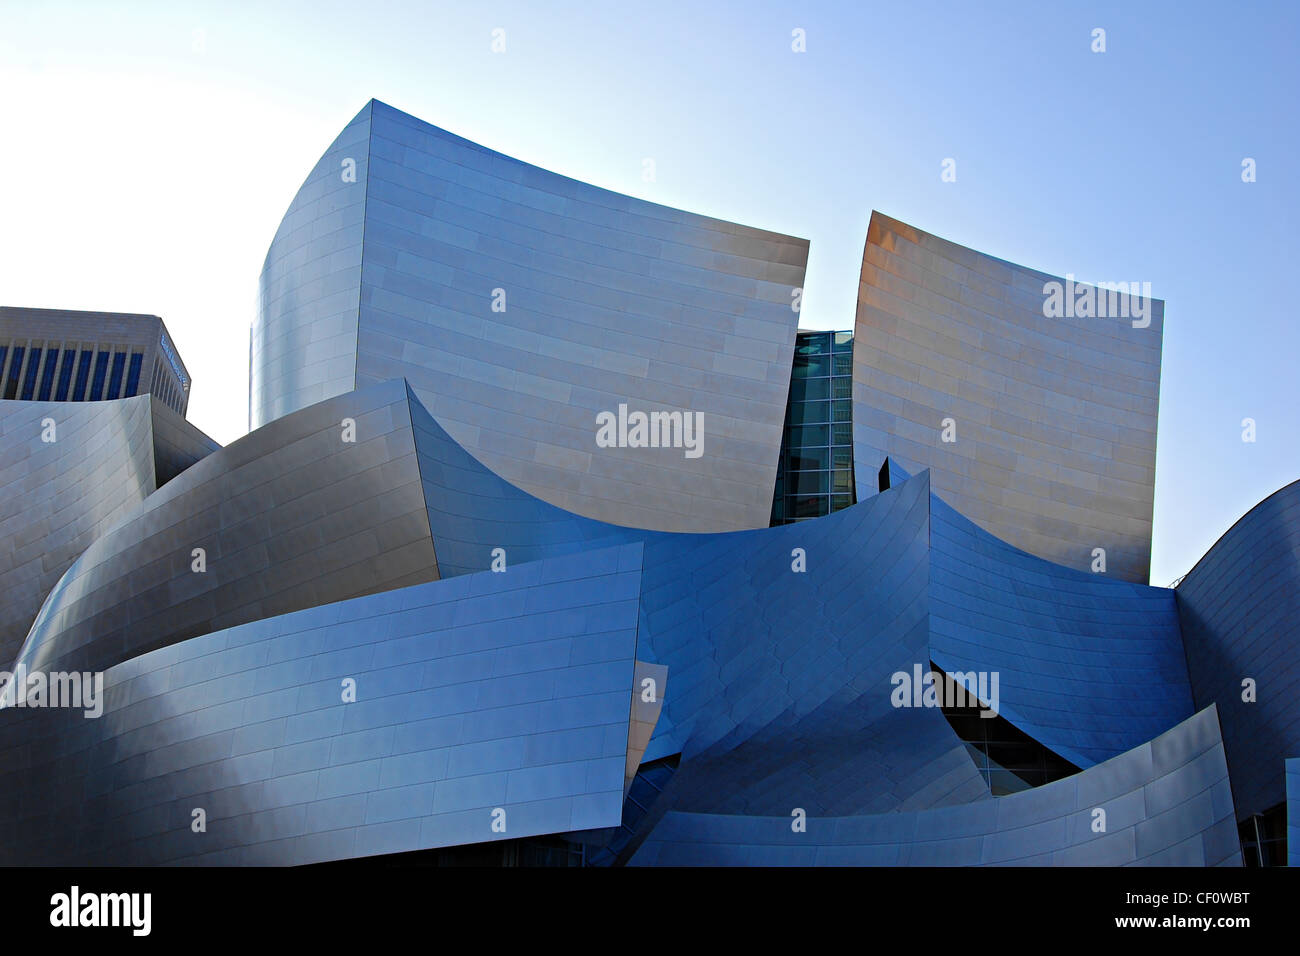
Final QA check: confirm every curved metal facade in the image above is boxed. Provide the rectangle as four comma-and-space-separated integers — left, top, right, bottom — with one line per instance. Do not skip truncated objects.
386, 397, 1016, 818
388, 394, 985, 818
0, 380, 1265, 865
151, 399, 222, 488
253, 100, 807, 534
0, 395, 216, 666
852, 212, 1163, 583
929, 492, 1192, 769
629, 473, 986, 818
0, 545, 643, 865
407, 382, 632, 577
252, 105, 369, 428
14, 380, 439, 677
4, 102, 1293, 869
1175, 479, 1300, 818
629, 707, 1240, 866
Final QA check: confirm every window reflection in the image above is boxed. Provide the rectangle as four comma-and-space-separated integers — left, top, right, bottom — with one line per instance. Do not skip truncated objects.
771, 331, 856, 525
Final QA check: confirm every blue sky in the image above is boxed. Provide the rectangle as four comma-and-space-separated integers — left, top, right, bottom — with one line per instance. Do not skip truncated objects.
1, 0, 1295, 584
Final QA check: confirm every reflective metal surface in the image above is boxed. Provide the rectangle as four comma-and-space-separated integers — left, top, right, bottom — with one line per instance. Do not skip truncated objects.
630, 707, 1240, 866
0, 545, 643, 865
929, 490, 1192, 768
1176, 479, 1300, 817
253, 100, 807, 533
852, 212, 1163, 583
14, 380, 438, 677
1, 104, 1291, 868
0, 394, 215, 665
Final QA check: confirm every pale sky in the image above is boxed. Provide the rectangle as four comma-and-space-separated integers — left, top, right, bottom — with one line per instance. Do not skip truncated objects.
1, 1, 1296, 586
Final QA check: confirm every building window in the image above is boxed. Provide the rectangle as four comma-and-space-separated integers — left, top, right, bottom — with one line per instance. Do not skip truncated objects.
107, 351, 127, 399
71, 350, 93, 401
54, 349, 76, 401
20, 347, 43, 400
37, 348, 58, 401
934, 663, 1080, 795
125, 352, 144, 397
771, 331, 855, 525
1239, 804, 1287, 866
4, 347, 25, 400
89, 351, 109, 400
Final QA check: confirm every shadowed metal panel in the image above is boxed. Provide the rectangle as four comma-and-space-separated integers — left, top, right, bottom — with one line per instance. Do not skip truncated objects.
1175, 479, 1300, 818
630, 706, 1240, 866
252, 99, 807, 533
627, 471, 987, 820
928, 490, 1193, 769
0, 544, 643, 865
404, 406, 986, 818
398, 401, 1040, 820
627, 662, 667, 795
13, 379, 439, 677
149, 398, 221, 487
408, 381, 632, 577
0, 396, 156, 665
5, 367, 1245, 867
852, 212, 1163, 583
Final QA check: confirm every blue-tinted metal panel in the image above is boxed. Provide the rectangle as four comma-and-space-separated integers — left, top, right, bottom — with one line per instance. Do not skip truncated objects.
630, 707, 1239, 866
1176, 479, 1300, 818
0, 545, 642, 865
405, 397, 983, 818
4, 373, 1252, 867
928, 490, 1193, 768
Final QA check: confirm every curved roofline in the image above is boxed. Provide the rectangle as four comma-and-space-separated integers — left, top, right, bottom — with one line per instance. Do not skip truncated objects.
867, 209, 1167, 306
366, 98, 810, 247
1177, 476, 1300, 586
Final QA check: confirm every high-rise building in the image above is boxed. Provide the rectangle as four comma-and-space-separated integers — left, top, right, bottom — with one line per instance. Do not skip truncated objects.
0, 307, 193, 415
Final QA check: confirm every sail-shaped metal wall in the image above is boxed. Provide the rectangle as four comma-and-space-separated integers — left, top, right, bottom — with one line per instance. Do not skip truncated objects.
0, 394, 216, 666
852, 212, 1163, 583
254, 100, 806, 534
